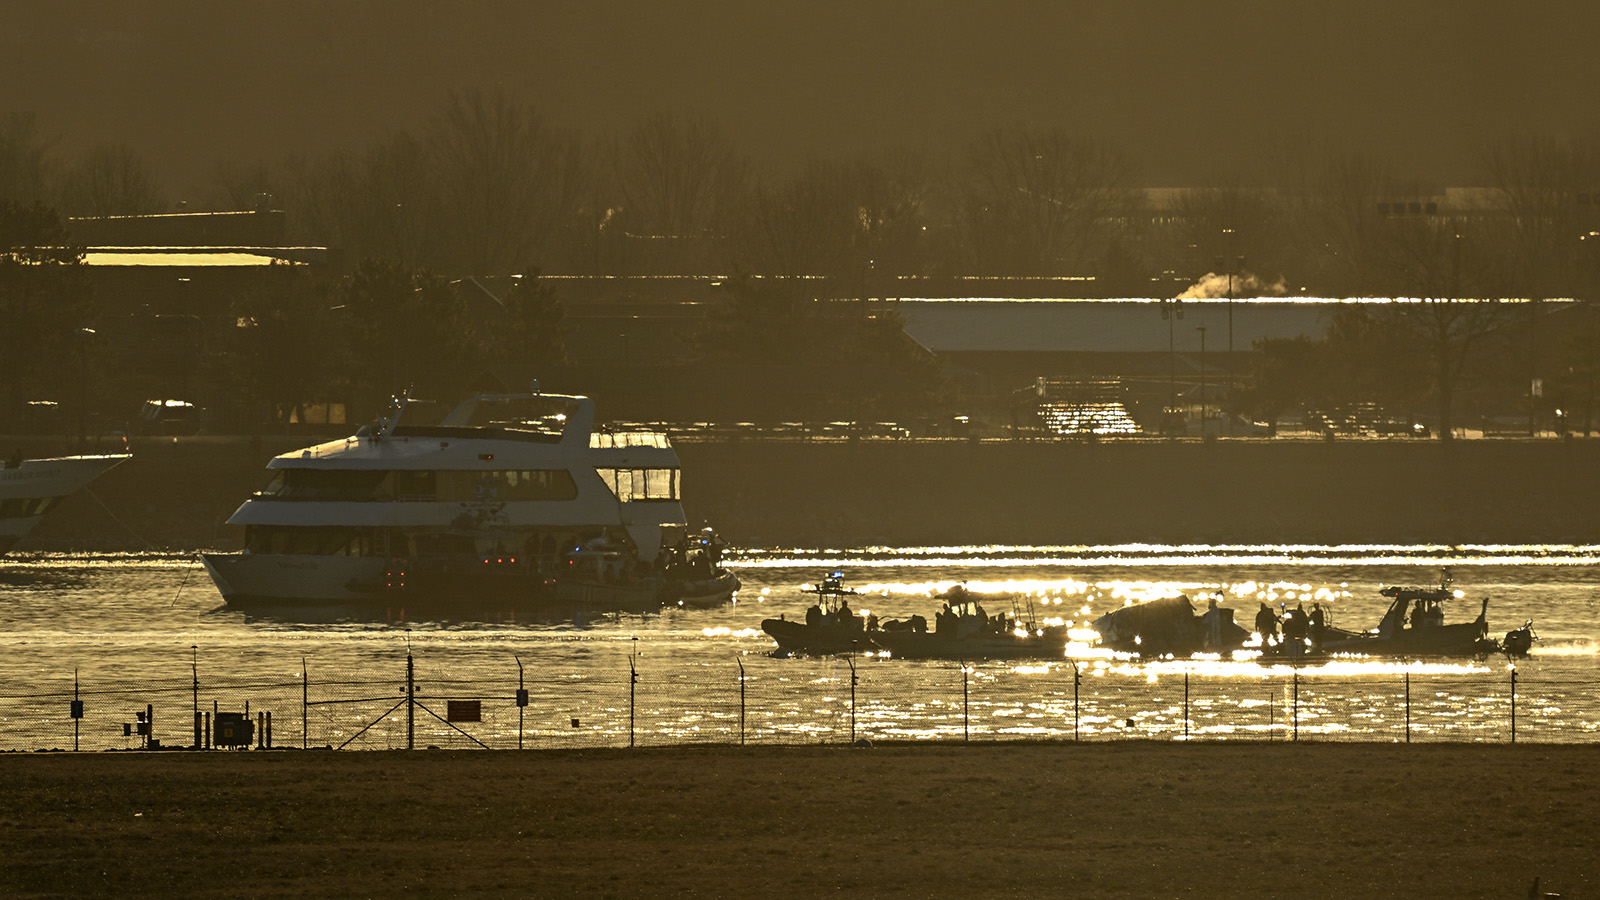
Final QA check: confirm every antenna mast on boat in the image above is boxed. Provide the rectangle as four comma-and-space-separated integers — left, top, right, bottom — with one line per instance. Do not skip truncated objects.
376, 387, 416, 439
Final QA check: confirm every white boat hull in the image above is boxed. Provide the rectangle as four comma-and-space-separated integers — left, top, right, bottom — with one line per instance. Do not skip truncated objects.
201, 552, 392, 604
199, 390, 726, 615
668, 570, 741, 609
0, 454, 130, 555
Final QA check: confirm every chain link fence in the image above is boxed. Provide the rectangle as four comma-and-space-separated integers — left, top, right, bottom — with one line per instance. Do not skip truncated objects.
3, 653, 1596, 751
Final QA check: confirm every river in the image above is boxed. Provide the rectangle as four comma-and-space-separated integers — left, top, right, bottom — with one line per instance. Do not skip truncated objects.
1, 544, 1596, 751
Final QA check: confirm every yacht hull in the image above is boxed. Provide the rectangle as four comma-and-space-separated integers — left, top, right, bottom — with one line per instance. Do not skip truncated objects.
200, 390, 726, 616
201, 551, 571, 610
0, 454, 130, 555
200, 553, 393, 605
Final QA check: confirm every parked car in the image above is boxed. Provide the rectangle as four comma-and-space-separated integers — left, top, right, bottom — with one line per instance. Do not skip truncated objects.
135, 399, 204, 435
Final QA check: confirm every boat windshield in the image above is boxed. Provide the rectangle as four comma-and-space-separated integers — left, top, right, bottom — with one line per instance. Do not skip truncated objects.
591, 432, 669, 449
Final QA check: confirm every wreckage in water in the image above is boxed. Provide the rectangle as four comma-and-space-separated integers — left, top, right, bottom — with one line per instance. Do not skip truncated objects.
1091, 594, 1250, 657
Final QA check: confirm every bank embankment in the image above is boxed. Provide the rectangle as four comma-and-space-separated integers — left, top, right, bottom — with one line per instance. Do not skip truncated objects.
10, 435, 1600, 551
1, 743, 1595, 899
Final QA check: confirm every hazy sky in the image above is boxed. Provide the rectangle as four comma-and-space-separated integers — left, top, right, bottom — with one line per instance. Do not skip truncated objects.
7, 1, 1598, 198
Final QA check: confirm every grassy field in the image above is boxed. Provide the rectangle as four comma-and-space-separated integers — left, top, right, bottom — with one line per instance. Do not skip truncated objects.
2, 742, 1595, 899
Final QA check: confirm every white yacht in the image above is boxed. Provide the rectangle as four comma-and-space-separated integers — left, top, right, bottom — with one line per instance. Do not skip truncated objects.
0, 453, 130, 555
201, 390, 736, 609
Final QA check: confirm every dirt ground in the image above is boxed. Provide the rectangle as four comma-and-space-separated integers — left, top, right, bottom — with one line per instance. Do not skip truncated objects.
1, 742, 1595, 899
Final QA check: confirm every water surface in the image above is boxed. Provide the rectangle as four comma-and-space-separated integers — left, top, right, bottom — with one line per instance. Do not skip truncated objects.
1, 545, 1595, 750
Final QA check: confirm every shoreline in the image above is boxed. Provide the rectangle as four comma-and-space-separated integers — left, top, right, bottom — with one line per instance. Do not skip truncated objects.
3, 741, 1595, 899
11, 435, 1600, 551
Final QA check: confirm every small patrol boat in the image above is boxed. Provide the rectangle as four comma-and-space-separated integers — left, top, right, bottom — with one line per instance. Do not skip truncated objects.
1261, 569, 1512, 660
760, 572, 872, 656
870, 584, 1070, 660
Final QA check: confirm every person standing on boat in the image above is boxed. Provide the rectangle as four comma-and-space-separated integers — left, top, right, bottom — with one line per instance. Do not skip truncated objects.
1283, 603, 1310, 651
1255, 602, 1279, 644
700, 527, 725, 566
1309, 602, 1327, 648
1409, 600, 1428, 629
837, 599, 864, 633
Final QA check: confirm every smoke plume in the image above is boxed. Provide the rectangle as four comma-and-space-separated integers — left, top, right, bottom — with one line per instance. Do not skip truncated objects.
1176, 271, 1288, 300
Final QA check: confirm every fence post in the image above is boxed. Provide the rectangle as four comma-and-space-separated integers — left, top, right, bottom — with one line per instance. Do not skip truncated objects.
70, 669, 82, 752
848, 657, 858, 744
302, 656, 309, 751
1510, 666, 1518, 744
737, 657, 746, 746
406, 647, 415, 751
629, 643, 638, 749
1404, 671, 1411, 743
962, 662, 970, 742
1072, 662, 1081, 741
191, 646, 200, 749
1183, 670, 1190, 741
1292, 670, 1299, 743
515, 655, 527, 751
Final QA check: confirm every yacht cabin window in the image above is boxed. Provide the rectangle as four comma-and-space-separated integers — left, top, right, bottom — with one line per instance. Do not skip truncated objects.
435, 469, 578, 502
597, 467, 680, 501
257, 468, 576, 502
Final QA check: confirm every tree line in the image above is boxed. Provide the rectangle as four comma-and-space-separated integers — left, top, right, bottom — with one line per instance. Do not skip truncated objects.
5, 95, 1600, 297
5, 92, 1600, 437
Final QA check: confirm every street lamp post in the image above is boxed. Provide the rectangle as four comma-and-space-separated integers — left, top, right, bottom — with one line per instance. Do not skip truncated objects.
1161, 298, 1183, 434
1582, 232, 1600, 436
1216, 238, 1243, 436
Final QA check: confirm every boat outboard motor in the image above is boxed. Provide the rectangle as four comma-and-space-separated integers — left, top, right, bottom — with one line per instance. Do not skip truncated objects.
1501, 621, 1536, 658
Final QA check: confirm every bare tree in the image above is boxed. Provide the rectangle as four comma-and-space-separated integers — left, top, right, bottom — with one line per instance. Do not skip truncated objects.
279, 134, 436, 268
346, 134, 437, 267
954, 127, 1128, 275
1172, 185, 1287, 287
427, 89, 586, 276
0, 200, 88, 426
1305, 153, 1397, 296
0, 112, 55, 205
606, 111, 744, 272
840, 149, 935, 285
57, 142, 163, 217
206, 159, 277, 212
733, 160, 854, 280
1362, 220, 1520, 440
1481, 136, 1600, 299
729, 151, 937, 288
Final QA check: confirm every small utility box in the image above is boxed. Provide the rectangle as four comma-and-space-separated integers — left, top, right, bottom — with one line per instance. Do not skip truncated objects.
215, 712, 254, 748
